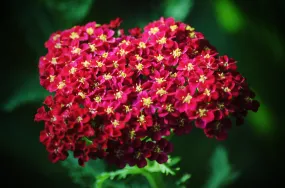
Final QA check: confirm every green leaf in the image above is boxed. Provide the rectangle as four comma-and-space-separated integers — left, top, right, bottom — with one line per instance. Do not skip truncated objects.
61, 153, 190, 188
204, 146, 240, 188
164, 0, 194, 21
176, 173, 191, 187
43, 0, 94, 27
61, 151, 106, 187
2, 74, 49, 112
214, 0, 245, 34
95, 166, 143, 188
82, 137, 93, 146
167, 156, 181, 167
248, 96, 275, 136
14, 2, 53, 54
146, 160, 176, 175
95, 156, 186, 188
95, 173, 111, 188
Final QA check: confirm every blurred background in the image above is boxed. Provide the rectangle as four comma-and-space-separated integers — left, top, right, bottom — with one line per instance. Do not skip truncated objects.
1, 0, 285, 187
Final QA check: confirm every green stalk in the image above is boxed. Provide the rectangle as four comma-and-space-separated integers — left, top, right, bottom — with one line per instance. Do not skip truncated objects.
142, 171, 165, 188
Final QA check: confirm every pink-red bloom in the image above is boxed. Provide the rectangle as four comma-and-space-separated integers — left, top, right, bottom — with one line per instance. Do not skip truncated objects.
35, 17, 259, 168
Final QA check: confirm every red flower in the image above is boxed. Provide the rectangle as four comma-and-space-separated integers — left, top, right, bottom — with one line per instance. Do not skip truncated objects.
175, 84, 198, 113
126, 140, 151, 168
128, 27, 142, 38
192, 106, 215, 129
147, 139, 173, 164
204, 118, 232, 140
171, 116, 193, 135
35, 17, 259, 168
218, 55, 237, 71
147, 119, 171, 141
105, 140, 133, 168
108, 17, 123, 28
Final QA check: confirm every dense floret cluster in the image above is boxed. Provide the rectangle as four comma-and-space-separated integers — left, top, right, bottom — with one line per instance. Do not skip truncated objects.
35, 17, 259, 168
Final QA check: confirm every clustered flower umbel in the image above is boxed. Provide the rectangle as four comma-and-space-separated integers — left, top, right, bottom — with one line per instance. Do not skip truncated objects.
34, 17, 259, 168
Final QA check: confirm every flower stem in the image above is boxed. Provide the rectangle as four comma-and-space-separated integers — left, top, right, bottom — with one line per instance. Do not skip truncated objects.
142, 171, 164, 188
143, 172, 159, 188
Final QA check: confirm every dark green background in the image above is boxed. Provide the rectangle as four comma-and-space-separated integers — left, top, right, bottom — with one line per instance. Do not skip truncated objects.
1, 0, 285, 187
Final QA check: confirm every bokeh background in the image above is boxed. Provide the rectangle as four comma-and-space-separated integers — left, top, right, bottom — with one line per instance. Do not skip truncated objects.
1, 0, 285, 187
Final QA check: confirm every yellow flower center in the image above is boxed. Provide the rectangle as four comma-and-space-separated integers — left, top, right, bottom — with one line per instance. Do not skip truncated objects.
186, 63, 194, 71
149, 27, 159, 35
155, 54, 164, 61
166, 104, 174, 112
157, 37, 166, 44
94, 96, 102, 103
103, 73, 112, 80
142, 97, 153, 108
78, 91, 86, 99
182, 93, 192, 103
199, 75, 207, 83
102, 52, 108, 58
82, 60, 90, 68
198, 108, 207, 117
138, 42, 146, 49
49, 75, 55, 82
106, 106, 114, 114
170, 25, 178, 31
112, 120, 119, 127
136, 63, 144, 71
155, 77, 166, 84
204, 88, 211, 96
172, 48, 182, 58
115, 91, 123, 99
86, 28, 94, 35
156, 88, 167, 96
57, 81, 65, 89
99, 34, 107, 41
70, 32, 79, 39
135, 84, 142, 92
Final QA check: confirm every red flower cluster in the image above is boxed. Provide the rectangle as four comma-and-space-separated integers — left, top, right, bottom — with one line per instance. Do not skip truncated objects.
35, 17, 259, 168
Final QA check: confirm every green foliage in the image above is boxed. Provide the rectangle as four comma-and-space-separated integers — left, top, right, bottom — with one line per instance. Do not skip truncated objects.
146, 156, 180, 175
214, 0, 245, 34
95, 156, 184, 188
61, 152, 106, 187
176, 173, 192, 188
248, 96, 275, 136
2, 0, 94, 112
246, 19, 285, 63
95, 166, 145, 188
62, 153, 190, 188
2, 75, 49, 112
82, 137, 94, 146
43, 0, 94, 27
204, 146, 240, 188
163, 0, 193, 21
14, 2, 54, 54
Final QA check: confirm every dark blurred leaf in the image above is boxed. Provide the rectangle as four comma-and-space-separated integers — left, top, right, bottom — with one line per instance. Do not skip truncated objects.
62, 151, 106, 187
15, 2, 53, 54
163, 0, 193, 21
204, 146, 240, 188
247, 20, 285, 63
214, 0, 245, 34
2, 74, 48, 112
214, 0, 285, 63
43, 0, 95, 27
247, 96, 275, 136
176, 173, 191, 188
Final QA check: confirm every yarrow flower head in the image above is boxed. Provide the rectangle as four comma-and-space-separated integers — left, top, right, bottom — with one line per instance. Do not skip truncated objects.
35, 17, 260, 168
